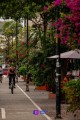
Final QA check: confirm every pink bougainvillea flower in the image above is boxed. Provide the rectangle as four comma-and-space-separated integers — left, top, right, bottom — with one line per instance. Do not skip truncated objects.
78, 40, 80, 44
78, 33, 80, 37
54, 0, 62, 6
75, 28, 78, 32
44, 6, 48, 11
75, 22, 79, 27
50, 3, 53, 7
52, 22, 57, 27
51, 0, 80, 45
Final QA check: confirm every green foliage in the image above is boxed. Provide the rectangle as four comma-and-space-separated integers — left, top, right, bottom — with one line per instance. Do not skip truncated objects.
63, 79, 80, 112
0, 0, 72, 94
0, 0, 27, 19
28, 40, 56, 91
19, 65, 26, 76
2, 21, 22, 36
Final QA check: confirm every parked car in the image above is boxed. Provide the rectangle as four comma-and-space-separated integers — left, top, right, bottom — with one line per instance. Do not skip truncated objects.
2, 68, 8, 75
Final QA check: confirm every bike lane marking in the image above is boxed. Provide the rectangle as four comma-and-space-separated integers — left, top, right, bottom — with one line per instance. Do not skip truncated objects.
1, 108, 6, 119
17, 85, 52, 120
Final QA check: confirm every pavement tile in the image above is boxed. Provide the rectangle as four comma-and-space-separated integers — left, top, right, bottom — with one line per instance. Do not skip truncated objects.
17, 80, 80, 120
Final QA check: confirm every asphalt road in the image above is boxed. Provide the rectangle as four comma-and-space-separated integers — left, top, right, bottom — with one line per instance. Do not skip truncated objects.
0, 76, 52, 120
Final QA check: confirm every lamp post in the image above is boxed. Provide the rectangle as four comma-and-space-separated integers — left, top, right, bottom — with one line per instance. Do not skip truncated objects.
55, 6, 61, 119
25, 1, 29, 91
15, 19, 18, 82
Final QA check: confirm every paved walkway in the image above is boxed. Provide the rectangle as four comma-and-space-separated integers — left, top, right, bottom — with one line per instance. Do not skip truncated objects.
17, 77, 78, 120
0, 76, 79, 120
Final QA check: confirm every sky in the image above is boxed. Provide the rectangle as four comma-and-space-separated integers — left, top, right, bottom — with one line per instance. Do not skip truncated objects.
0, 18, 14, 22
0, 18, 4, 21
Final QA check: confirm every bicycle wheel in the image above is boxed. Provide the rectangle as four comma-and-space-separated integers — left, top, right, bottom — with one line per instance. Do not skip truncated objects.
11, 84, 14, 94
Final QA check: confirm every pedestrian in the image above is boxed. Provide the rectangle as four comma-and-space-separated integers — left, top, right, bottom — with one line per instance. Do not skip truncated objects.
0, 66, 3, 83
26, 73, 31, 91
8, 65, 16, 88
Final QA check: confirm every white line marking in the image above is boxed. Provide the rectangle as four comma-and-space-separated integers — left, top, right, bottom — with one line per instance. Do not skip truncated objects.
17, 85, 52, 120
1, 108, 6, 119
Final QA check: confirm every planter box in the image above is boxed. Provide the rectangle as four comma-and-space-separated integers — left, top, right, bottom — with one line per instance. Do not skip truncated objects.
48, 92, 56, 99
21, 76, 26, 81
36, 85, 47, 90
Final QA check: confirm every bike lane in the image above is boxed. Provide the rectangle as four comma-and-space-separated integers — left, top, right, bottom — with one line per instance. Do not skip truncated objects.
0, 77, 52, 120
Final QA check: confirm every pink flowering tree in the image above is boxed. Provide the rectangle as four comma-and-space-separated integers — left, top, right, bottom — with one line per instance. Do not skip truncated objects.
52, 0, 80, 48
43, 0, 80, 48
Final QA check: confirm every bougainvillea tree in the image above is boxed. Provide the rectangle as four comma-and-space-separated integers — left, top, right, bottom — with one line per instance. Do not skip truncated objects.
44, 0, 80, 48
56, 0, 80, 48
59, 0, 80, 48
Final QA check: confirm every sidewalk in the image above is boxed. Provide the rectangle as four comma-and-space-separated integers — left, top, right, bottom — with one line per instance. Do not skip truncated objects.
0, 76, 78, 120
17, 78, 77, 120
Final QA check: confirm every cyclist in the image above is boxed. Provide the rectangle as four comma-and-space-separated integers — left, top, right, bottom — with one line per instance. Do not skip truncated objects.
0, 66, 3, 83
8, 65, 16, 88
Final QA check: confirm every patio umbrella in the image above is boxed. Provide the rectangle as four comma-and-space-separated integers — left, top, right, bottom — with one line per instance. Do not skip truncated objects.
48, 49, 80, 59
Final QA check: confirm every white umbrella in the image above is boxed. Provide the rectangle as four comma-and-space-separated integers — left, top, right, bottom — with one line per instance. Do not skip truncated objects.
48, 49, 80, 59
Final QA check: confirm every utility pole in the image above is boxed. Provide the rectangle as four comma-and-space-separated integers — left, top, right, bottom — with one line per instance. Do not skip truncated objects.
55, 6, 61, 119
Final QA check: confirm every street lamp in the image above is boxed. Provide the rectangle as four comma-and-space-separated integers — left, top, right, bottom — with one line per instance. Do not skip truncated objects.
55, 6, 61, 119
15, 19, 18, 82
25, 0, 29, 91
